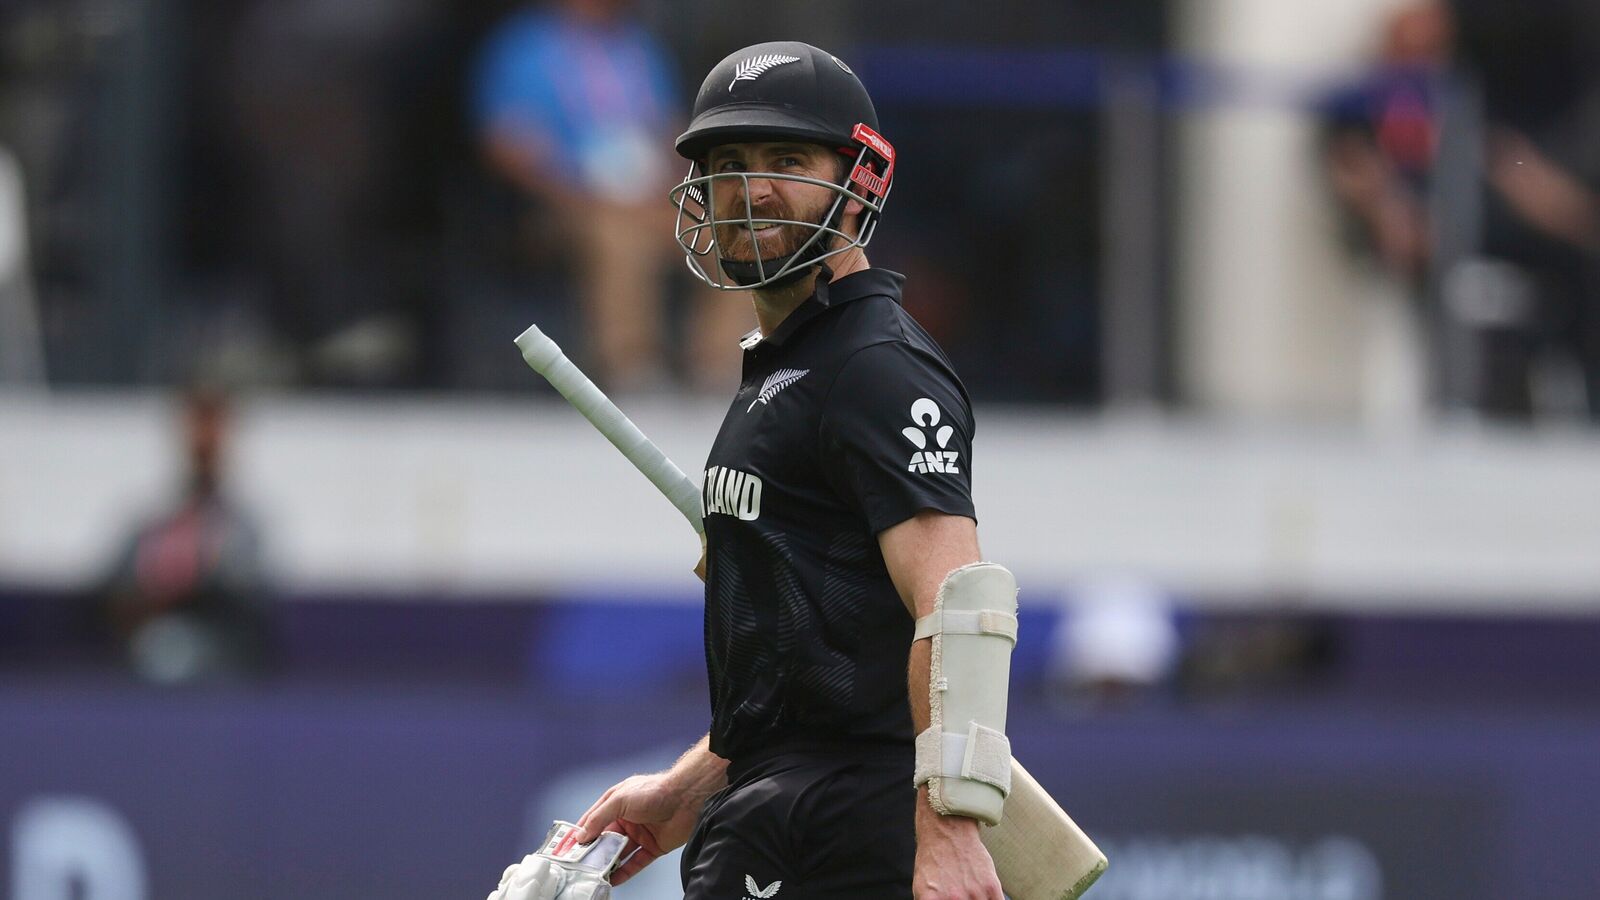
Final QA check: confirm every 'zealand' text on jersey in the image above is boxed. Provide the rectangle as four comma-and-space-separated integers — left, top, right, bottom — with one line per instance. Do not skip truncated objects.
701, 268, 976, 761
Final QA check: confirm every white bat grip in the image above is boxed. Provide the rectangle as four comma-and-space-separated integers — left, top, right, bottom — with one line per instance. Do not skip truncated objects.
515, 324, 704, 534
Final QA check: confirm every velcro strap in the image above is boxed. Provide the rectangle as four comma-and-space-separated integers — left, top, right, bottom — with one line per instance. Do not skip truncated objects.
912, 725, 1013, 797
913, 726, 943, 786
960, 723, 1012, 794
912, 609, 1019, 643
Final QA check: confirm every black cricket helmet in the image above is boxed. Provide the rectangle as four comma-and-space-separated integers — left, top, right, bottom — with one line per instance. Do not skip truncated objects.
669, 41, 896, 290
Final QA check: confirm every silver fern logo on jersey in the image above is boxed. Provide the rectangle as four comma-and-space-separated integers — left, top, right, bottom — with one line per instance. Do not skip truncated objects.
729, 54, 800, 91
744, 875, 782, 898
747, 368, 809, 412
902, 397, 961, 474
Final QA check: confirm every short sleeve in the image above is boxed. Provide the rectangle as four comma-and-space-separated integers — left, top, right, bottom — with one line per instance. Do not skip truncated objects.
819, 342, 976, 534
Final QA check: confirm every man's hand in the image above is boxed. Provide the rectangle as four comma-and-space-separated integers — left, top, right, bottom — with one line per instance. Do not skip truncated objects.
570, 735, 728, 885
913, 790, 1003, 900
572, 772, 698, 885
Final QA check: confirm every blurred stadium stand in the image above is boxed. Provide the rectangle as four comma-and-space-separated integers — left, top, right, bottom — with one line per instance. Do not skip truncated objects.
3, 0, 1600, 898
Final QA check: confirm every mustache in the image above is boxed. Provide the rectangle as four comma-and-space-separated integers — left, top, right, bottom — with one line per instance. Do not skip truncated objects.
711, 207, 818, 245
715, 202, 799, 225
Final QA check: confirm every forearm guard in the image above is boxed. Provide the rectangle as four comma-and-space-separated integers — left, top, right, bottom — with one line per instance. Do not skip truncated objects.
912, 562, 1019, 826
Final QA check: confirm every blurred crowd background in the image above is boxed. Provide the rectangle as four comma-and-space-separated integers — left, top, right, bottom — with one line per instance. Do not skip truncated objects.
2, 0, 1599, 413
2, 1, 1600, 898
0, 0, 1145, 400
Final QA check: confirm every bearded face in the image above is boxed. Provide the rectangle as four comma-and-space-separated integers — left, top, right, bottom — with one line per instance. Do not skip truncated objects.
669, 141, 871, 289
708, 177, 837, 264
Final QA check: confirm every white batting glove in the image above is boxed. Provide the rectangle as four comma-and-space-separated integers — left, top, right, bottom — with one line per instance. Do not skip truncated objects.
488, 821, 630, 900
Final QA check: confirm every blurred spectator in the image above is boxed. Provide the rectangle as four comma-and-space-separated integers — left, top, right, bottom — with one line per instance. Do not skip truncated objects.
1320, 1, 1452, 425
1479, 127, 1600, 414
1323, 2, 1449, 287
198, 0, 451, 386
97, 387, 273, 683
1323, 0, 1600, 421
472, 0, 746, 393
1047, 573, 1180, 710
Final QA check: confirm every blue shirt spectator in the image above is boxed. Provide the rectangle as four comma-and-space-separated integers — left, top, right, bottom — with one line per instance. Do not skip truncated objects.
473, 7, 679, 203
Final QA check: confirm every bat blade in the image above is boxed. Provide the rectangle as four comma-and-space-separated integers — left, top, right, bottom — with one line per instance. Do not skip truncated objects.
983, 758, 1107, 899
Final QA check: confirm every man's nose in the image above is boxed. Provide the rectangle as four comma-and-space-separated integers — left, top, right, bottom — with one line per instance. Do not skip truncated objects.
742, 174, 775, 208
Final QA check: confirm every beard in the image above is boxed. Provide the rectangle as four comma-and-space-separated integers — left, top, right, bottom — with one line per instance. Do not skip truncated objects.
712, 201, 831, 264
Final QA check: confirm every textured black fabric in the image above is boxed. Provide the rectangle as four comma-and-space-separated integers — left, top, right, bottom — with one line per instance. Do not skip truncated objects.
680, 746, 916, 900
700, 268, 976, 761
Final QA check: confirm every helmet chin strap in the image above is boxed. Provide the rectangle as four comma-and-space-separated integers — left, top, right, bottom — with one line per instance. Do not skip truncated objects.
717, 191, 848, 288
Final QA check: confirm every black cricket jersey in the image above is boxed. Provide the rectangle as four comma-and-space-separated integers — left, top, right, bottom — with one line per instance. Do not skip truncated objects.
700, 267, 976, 762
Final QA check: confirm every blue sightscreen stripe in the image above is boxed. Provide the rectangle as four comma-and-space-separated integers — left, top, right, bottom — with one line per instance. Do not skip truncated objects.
854, 46, 1107, 109
854, 46, 1451, 113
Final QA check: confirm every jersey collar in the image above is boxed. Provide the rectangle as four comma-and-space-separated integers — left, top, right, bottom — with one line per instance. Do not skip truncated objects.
737, 268, 906, 351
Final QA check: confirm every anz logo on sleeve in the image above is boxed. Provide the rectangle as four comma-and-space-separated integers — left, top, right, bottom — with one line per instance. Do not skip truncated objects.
902, 398, 961, 474
703, 466, 763, 521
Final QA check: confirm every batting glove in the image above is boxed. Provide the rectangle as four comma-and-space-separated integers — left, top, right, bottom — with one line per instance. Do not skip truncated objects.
488, 821, 630, 900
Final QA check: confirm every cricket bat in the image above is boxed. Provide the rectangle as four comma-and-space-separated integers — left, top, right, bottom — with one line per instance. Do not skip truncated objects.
982, 760, 1108, 899
514, 324, 704, 535
516, 324, 1107, 899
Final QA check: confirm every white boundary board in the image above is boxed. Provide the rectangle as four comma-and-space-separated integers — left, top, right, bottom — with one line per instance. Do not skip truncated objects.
2, 390, 1598, 614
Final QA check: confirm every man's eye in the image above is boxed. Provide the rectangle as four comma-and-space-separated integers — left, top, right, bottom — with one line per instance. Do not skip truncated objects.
715, 160, 745, 173
775, 157, 801, 168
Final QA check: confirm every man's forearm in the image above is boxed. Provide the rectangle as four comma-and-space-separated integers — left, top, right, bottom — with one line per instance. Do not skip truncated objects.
665, 733, 730, 802
909, 638, 934, 746
909, 640, 981, 827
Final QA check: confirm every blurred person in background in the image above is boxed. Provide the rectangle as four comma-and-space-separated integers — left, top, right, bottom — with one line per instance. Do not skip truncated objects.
1046, 573, 1180, 711
96, 387, 273, 683
1323, 2, 1451, 290
1320, 0, 1455, 425
201, 0, 449, 386
473, 0, 748, 393
1323, 0, 1600, 421
1460, 0, 1600, 420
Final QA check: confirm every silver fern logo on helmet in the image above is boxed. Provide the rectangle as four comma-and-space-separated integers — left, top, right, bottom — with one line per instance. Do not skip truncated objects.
729, 54, 800, 91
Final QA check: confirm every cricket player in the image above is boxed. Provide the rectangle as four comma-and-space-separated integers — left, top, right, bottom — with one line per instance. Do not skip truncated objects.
492, 41, 1018, 900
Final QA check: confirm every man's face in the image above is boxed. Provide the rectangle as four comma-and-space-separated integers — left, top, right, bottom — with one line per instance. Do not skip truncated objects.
704, 142, 847, 264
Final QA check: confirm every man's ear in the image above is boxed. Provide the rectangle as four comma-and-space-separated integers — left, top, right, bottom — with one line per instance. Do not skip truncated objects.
833, 151, 868, 231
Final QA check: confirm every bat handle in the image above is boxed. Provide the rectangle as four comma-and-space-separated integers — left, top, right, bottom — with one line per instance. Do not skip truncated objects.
516, 323, 705, 536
